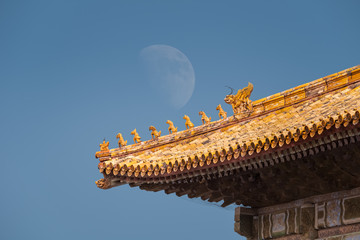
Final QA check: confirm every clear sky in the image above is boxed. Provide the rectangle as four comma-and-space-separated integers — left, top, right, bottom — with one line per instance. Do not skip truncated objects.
1, 1, 359, 239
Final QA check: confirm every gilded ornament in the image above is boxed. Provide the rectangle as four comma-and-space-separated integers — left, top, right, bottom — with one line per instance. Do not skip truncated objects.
166, 120, 178, 134
192, 157, 198, 168
95, 178, 111, 189
278, 133, 285, 146
130, 129, 141, 143
116, 133, 127, 147
186, 159, 192, 170
98, 162, 105, 173
226, 152, 232, 161
256, 138, 263, 153
160, 164, 166, 175
352, 109, 359, 125
113, 164, 121, 176
199, 157, 205, 167
105, 162, 113, 175
309, 122, 317, 138
179, 159, 185, 171
293, 127, 301, 142
120, 165, 127, 176
213, 151, 219, 164
99, 139, 109, 151
147, 165, 153, 176
270, 135, 278, 148
263, 137, 270, 150
343, 111, 351, 127
233, 149, 240, 159
248, 142, 255, 155
173, 161, 178, 172
206, 152, 212, 165
183, 115, 194, 129
285, 130, 292, 144
141, 165, 148, 177
335, 113, 343, 129
167, 163, 172, 174
134, 166, 140, 177
224, 82, 254, 115
127, 165, 134, 177
317, 119, 326, 135
154, 165, 160, 176
149, 126, 161, 139
216, 104, 227, 119
301, 125, 310, 139
199, 111, 211, 124
326, 116, 335, 129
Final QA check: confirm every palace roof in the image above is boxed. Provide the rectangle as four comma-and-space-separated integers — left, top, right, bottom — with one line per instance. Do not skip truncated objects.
95, 65, 360, 207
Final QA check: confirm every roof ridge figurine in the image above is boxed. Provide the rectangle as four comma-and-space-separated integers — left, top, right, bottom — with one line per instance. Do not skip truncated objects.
116, 133, 127, 147
183, 115, 194, 129
166, 120, 178, 134
199, 111, 211, 124
99, 139, 109, 151
225, 82, 253, 115
149, 126, 161, 139
216, 104, 227, 119
130, 129, 141, 143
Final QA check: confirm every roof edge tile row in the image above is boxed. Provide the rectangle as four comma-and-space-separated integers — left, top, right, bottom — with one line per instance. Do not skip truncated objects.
96, 108, 360, 188
95, 65, 360, 161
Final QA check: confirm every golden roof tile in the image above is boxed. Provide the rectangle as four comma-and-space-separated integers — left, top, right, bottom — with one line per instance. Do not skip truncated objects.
96, 65, 360, 186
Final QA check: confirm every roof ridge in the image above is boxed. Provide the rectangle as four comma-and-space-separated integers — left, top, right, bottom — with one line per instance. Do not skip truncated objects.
253, 65, 360, 104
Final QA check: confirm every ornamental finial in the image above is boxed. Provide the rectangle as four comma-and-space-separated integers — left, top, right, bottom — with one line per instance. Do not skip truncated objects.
149, 126, 161, 139
183, 115, 194, 129
199, 111, 211, 124
99, 139, 109, 151
95, 178, 111, 189
116, 133, 127, 147
224, 82, 254, 115
216, 104, 227, 119
166, 120, 178, 134
130, 129, 141, 143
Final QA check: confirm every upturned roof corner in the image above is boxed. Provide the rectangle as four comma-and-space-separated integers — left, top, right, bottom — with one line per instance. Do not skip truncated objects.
94, 65, 360, 208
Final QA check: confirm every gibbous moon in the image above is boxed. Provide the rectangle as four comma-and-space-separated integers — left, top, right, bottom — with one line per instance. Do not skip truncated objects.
140, 45, 195, 109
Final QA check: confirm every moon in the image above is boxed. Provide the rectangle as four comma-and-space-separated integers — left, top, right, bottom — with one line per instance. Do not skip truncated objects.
140, 44, 195, 109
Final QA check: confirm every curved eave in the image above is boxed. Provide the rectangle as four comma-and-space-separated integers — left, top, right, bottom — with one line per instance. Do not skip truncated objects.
98, 117, 360, 185
97, 123, 360, 208
94, 65, 360, 208
95, 66, 360, 194
96, 65, 360, 161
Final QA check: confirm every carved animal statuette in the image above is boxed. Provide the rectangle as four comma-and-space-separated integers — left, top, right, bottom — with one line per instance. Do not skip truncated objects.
130, 129, 141, 143
224, 82, 254, 115
116, 133, 127, 147
166, 120, 178, 134
216, 104, 227, 119
99, 139, 109, 151
95, 178, 111, 189
183, 115, 194, 129
149, 126, 161, 139
199, 111, 211, 124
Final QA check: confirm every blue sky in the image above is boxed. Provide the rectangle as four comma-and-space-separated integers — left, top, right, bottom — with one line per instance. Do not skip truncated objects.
1, 1, 359, 239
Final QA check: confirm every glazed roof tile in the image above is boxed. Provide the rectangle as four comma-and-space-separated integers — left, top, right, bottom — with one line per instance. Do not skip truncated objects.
96, 65, 360, 182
